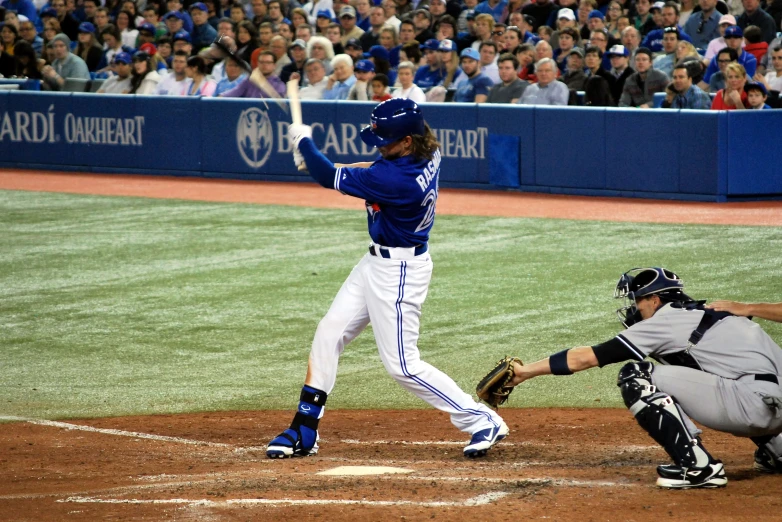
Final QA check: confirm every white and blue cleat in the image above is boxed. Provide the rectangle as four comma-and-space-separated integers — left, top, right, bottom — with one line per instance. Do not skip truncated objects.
266, 429, 320, 459
463, 421, 509, 458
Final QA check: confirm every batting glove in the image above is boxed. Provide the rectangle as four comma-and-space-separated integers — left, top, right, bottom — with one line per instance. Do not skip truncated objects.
293, 150, 305, 168
288, 123, 312, 150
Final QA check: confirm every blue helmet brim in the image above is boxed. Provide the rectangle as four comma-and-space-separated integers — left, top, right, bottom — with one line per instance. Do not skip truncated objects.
360, 124, 397, 148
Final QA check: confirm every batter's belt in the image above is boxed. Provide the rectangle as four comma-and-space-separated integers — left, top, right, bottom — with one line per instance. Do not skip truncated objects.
369, 243, 428, 260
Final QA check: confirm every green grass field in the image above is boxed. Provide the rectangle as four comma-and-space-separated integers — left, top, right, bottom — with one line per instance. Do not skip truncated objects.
2, 190, 781, 420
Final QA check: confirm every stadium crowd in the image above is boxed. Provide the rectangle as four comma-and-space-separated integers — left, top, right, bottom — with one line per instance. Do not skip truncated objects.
1, 0, 780, 108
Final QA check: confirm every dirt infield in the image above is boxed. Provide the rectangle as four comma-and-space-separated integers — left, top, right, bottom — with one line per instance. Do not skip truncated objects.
1, 409, 779, 522
2, 169, 782, 521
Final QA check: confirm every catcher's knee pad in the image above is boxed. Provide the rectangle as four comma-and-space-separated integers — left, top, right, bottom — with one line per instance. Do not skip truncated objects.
617, 361, 655, 408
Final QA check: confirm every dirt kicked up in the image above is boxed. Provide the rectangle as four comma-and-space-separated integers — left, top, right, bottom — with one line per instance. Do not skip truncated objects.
1, 169, 781, 521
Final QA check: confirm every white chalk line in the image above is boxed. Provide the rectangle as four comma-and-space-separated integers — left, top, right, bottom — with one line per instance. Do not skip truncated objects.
58, 491, 511, 508
0, 415, 234, 449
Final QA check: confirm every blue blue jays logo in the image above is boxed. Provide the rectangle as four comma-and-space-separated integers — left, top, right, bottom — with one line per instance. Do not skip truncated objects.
236, 107, 273, 169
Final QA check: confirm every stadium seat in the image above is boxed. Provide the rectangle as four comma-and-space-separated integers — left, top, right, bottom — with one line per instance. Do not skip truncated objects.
61, 78, 90, 92
89, 79, 106, 93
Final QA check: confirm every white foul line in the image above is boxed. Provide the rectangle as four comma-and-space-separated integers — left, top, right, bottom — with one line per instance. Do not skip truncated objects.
0, 415, 233, 449
58, 492, 510, 508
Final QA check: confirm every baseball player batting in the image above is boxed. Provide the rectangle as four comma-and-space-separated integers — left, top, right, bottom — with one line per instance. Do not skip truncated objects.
266, 98, 507, 459
478, 268, 782, 488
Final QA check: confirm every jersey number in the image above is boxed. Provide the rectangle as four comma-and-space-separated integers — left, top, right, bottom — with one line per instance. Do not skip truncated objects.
415, 189, 437, 233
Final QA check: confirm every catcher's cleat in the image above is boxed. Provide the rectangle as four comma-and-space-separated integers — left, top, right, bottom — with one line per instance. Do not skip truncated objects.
266, 428, 319, 459
754, 447, 782, 473
463, 421, 509, 458
655, 460, 727, 489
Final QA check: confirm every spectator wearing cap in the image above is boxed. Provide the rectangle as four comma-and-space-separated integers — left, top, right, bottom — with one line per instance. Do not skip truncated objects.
618, 46, 669, 106
392, 60, 427, 102
223, 49, 286, 97
661, 61, 710, 107
354, 0, 372, 32
652, 26, 679, 76
136, 23, 157, 47
359, 5, 386, 51
474, 0, 508, 24
154, 49, 191, 94
343, 37, 363, 62
95, 51, 133, 92
641, 2, 692, 52
299, 57, 329, 99
128, 51, 161, 93
517, 57, 568, 103
552, 26, 578, 72
453, 47, 492, 102
280, 38, 308, 84
606, 44, 634, 100
339, 5, 364, 46
347, 58, 375, 99
437, 38, 463, 90
213, 56, 247, 95
315, 10, 333, 36
517, 13, 541, 45
704, 15, 744, 60
703, 25, 756, 82
189, 2, 217, 50
164, 11, 186, 38
412, 8, 436, 44
479, 40, 500, 83
139, 42, 167, 72
744, 80, 771, 108
737, 0, 776, 44
172, 30, 193, 56
322, 52, 356, 99
363, 43, 396, 84
487, 52, 528, 102
46, 0, 79, 41
549, 7, 578, 51
2, 0, 39, 33
307, 35, 335, 77
522, 0, 558, 33
560, 47, 587, 89
683, 0, 721, 49
17, 17, 42, 56
414, 38, 445, 88
165, 0, 194, 34
75, 21, 102, 71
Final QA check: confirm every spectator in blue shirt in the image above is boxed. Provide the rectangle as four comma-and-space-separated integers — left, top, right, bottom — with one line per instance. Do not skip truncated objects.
189, 3, 217, 51
702, 25, 757, 83
682, 0, 721, 50
17, 17, 42, 56
322, 53, 357, 100
744, 81, 771, 109
475, 0, 508, 24
641, 2, 692, 52
664, 62, 712, 108
453, 47, 493, 102
165, 0, 194, 34
414, 39, 446, 90
213, 56, 247, 95
2, 0, 39, 32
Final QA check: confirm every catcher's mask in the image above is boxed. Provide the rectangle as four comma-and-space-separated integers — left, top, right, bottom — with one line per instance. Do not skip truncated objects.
614, 267, 692, 328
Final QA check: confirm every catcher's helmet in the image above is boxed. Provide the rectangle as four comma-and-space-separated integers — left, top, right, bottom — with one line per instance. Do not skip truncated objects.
614, 267, 692, 328
360, 98, 425, 148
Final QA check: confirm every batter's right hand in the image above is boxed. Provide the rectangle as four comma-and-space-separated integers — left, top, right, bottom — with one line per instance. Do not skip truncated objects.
288, 123, 312, 149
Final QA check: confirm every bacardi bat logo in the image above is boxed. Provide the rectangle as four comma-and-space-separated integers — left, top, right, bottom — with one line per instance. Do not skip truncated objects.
236, 107, 273, 169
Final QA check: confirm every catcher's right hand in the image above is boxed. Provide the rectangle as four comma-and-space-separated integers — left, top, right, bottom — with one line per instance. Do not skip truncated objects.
476, 356, 523, 408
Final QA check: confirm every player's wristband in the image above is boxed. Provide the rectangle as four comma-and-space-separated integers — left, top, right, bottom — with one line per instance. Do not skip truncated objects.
549, 349, 572, 375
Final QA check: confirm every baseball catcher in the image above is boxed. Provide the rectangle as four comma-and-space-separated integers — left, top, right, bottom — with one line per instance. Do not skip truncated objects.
479, 267, 782, 489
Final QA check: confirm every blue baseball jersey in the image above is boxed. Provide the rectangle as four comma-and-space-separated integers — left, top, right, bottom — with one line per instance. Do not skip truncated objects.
334, 150, 442, 247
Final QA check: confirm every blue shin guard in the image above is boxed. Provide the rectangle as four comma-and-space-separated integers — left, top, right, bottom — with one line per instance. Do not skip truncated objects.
266, 385, 327, 459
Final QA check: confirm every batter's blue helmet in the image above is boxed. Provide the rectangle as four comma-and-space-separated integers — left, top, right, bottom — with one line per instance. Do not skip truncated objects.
360, 98, 426, 148
614, 267, 692, 327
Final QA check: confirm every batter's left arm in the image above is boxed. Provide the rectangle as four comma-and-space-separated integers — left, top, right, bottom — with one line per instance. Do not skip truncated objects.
297, 138, 339, 189
335, 162, 375, 168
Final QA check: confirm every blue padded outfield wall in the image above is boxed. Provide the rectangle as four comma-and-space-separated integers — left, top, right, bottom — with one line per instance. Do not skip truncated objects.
0, 90, 780, 201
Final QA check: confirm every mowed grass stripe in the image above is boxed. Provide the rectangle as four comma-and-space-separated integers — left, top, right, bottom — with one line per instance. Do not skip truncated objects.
1, 190, 781, 419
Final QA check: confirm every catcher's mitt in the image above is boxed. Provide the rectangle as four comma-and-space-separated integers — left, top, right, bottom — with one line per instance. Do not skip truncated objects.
476, 356, 523, 408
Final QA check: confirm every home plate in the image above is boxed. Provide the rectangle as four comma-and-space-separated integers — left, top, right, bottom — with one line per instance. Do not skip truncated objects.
317, 466, 414, 476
